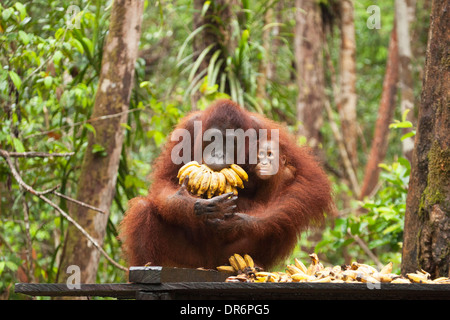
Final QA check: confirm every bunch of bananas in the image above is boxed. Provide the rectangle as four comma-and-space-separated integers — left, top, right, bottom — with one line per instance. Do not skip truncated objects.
177, 161, 248, 198
217, 253, 450, 284
216, 254, 262, 283
217, 253, 257, 273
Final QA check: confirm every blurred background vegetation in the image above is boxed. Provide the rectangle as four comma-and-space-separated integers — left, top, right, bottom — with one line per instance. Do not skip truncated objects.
0, 0, 430, 299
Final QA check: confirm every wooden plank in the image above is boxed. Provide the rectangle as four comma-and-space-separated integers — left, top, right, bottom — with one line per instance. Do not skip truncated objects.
137, 282, 450, 300
14, 283, 148, 299
15, 282, 450, 300
128, 266, 231, 284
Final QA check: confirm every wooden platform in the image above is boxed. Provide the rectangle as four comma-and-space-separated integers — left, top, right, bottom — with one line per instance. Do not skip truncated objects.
14, 266, 450, 300
14, 281, 450, 300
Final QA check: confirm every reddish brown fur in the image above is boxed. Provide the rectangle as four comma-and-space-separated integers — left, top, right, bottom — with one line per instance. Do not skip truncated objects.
119, 99, 334, 269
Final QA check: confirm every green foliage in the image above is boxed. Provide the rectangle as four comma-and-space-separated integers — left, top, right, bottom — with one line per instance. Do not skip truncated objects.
177, 0, 297, 118
0, 0, 115, 298
287, 158, 410, 273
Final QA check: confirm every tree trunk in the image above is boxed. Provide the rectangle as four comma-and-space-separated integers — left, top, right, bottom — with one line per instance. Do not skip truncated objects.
359, 26, 399, 199
338, 0, 358, 171
294, 0, 325, 148
256, 7, 273, 101
401, 0, 450, 278
395, 0, 416, 162
57, 0, 144, 284
192, 0, 240, 98
256, 1, 283, 101
192, 0, 228, 76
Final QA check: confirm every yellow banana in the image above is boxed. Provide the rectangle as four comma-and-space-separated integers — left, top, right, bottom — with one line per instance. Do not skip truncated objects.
187, 166, 203, 192
294, 258, 308, 274
221, 168, 238, 187
309, 253, 319, 263
178, 165, 199, 184
391, 278, 411, 284
309, 276, 332, 283
268, 273, 280, 282
255, 272, 273, 277
215, 172, 227, 196
357, 274, 380, 284
255, 272, 272, 282
342, 270, 358, 281
217, 266, 236, 273
433, 277, 450, 284
234, 254, 247, 271
279, 273, 291, 283
229, 256, 240, 272
189, 166, 207, 193
254, 276, 268, 283
197, 171, 211, 196
244, 254, 254, 268
207, 172, 220, 198
358, 263, 378, 274
230, 170, 244, 188
177, 161, 200, 178
379, 262, 393, 274
230, 164, 248, 181
286, 264, 303, 275
224, 182, 233, 195
379, 273, 398, 283
406, 273, 429, 283
291, 273, 313, 282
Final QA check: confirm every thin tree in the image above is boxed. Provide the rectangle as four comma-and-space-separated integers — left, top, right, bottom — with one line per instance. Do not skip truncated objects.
395, 0, 416, 162
359, 26, 399, 199
57, 0, 144, 284
337, 0, 358, 171
257, 0, 283, 101
401, 0, 449, 278
294, 0, 325, 148
191, 0, 241, 107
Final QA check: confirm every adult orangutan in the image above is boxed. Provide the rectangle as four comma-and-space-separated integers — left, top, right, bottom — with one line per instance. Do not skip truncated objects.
119, 99, 334, 269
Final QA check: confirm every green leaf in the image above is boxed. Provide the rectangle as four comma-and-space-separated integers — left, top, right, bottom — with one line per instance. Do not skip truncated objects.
139, 81, 150, 88
152, 131, 166, 147
189, 43, 215, 82
53, 50, 63, 65
81, 36, 94, 56
382, 223, 401, 235
12, 137, 25, 152
55, 28, 65, 40
207, 50, 222, 86
44, 76, 53, 89
2, 8, 13, 21
70, 38, 84, 54
350, 221, 361, 235
240, 29, 250, 48
401, 131, 415, 141
92, 143, 107, 156
389, 121, 412, 129
18, 30, 30, 45
401, 109, 411, 122
368, 239, 388, 249
5, 261, 18, 272
120, 123, 131, 130
9, 71, 22, 90
14, 2, 27, 21
177, 25, 206, 61
201, 1, 211, 17
83, 123, 96, 136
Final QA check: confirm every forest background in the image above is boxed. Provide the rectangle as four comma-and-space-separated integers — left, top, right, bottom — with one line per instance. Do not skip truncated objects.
0, 0, 437, 299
